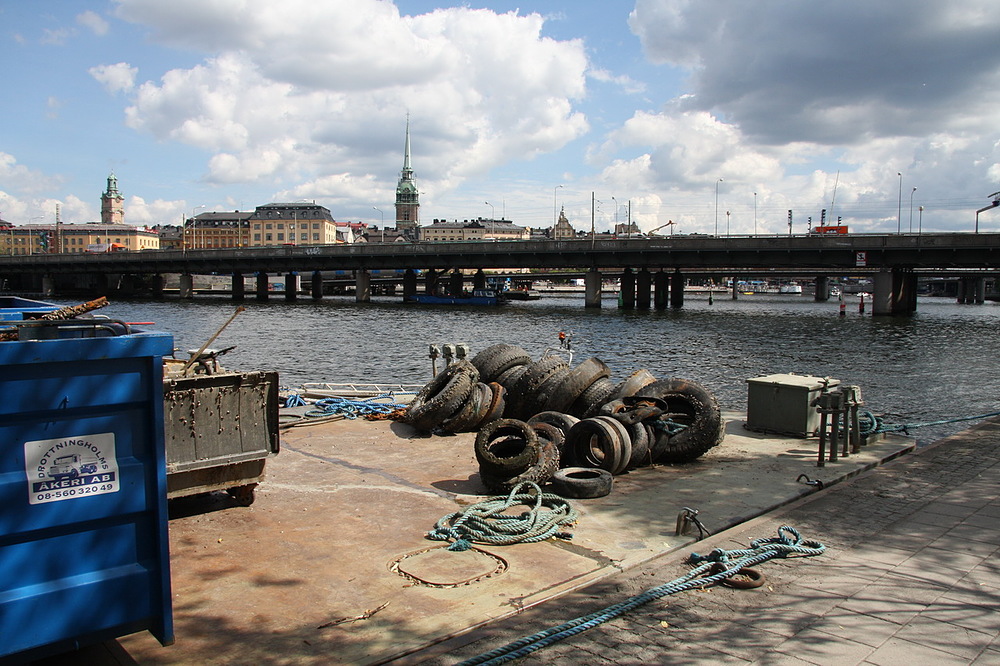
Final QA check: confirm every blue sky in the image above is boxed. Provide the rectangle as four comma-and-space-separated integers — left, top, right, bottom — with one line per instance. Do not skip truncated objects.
2, 0, 1000, 235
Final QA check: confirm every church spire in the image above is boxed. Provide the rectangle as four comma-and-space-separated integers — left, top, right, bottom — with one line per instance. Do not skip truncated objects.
395, 116, 419, 237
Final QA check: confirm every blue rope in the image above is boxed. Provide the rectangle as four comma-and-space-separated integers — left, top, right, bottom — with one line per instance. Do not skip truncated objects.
283, 393, 306, 408
304, 394, 408, 419
427, 482, 578, 552
859, 409, 1000, 435
456, 526, 825, 666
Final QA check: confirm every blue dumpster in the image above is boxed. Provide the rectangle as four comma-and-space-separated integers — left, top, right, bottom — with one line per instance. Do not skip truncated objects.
0, 320, 174, 661
0, 296, 59, 321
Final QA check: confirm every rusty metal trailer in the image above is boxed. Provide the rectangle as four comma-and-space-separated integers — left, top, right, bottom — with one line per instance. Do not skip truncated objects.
163, 371, 279, 505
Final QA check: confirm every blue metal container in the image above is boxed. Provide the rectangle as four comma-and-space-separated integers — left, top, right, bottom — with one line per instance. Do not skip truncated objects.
0, 296, 59, 321
0, 327, 174, 661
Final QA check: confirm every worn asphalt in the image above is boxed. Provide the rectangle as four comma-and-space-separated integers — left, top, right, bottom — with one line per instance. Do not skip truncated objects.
410, 417, 1000, 666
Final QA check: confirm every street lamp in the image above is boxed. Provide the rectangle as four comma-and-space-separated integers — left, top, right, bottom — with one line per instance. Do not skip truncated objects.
553, 185, 563, 226
754, 192, 758, 236
612, 196, 618, 235
373, 206, 384, 242
918, 205, 924, 235
485, 201, 495, 238
715, 178, 723, 235
909, 187, 917, 233
896, 172, 902, 234
726, 210, 731, 236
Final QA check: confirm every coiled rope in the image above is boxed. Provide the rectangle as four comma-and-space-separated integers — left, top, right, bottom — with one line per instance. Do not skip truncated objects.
427, 482, 578, 552
304, 394, 409, 419
859, 409, 1000, 436
456, 525, 825, 666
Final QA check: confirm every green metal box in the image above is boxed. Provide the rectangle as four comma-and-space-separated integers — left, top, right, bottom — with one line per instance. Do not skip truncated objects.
746, 373, 840, 437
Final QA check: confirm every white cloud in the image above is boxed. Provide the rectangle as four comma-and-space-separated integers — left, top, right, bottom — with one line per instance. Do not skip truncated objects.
89, 62, 138, 94
110, 0, 590, 200
77, 11, 110, 36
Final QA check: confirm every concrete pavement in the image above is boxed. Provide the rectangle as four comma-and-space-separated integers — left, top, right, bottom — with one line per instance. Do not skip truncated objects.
413, 417, 1000, 665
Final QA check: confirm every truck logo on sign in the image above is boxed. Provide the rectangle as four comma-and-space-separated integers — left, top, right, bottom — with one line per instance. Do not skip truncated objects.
23, 433, 120, 504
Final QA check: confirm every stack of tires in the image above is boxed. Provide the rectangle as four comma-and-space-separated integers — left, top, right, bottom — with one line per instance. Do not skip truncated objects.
402, 344, 725, 500
402, 360, 505, 433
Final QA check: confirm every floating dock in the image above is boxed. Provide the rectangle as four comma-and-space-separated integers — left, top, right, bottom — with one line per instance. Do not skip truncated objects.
103, 410, 916, 665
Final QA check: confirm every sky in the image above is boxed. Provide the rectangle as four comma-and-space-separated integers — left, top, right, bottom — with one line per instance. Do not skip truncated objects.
2, 0, 1000, 236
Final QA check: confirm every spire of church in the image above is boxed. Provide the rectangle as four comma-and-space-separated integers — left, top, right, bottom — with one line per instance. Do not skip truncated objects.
395, 116, 419, 236
101, 172, 125, 225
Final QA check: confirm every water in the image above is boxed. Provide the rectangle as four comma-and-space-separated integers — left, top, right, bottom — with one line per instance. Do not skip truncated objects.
43, 292, 1000, 445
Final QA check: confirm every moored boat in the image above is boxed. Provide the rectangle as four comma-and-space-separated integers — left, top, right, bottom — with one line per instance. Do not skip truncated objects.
405, 288, 504, 306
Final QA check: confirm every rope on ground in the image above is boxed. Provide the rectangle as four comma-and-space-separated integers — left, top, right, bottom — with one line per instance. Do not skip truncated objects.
456, 525, 825, 666
426, 482, 578, 552
859, 409, 1000, 436
304, 394, 408, 420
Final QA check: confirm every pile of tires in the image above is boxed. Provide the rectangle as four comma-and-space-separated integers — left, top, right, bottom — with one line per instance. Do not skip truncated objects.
402, 360, 506, 433
475, 418, 561, 493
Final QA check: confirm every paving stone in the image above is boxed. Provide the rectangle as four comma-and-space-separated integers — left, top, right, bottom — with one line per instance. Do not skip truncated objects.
864, 636, 971, 665
771, 628, 876, 665
892, 615, 994, 660
808, 608, 900, 648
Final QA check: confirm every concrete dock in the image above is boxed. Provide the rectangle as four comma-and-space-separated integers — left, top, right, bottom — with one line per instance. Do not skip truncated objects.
50, 410, 918, 665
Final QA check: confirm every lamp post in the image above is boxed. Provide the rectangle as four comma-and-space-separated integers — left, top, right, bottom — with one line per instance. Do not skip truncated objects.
896, 172, 902, 234
485, 201, 495, 238
918, 205, 924, 235
611, 196, 618, 236
754, 192, 758, 236
373, 206, 384, 242
715, 178, 723, 235
909, 187, 917, 233
192, 205, 206, 249
553, 185, 563, 226
726, 210, 731, 236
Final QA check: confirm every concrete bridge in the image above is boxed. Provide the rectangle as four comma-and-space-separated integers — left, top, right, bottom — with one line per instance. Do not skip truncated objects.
3, 232, 999, 315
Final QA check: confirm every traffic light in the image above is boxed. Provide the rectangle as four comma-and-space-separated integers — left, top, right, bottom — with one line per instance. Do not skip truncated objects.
38, 231, 49, 251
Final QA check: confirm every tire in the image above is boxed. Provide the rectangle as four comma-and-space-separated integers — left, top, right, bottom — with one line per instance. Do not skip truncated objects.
530, 422, 565, 468
524, 365, 571, 419
404, 360, 479, 431
507, 355, 570, 420
570, 376, 616, 418
480, 423, 561, 493
622, 418, 651, 470
471, 344, 532, 382
564, 416, 632, 475
440, 382, 489, 433
636, 378, 725, 464
549, 467, 614, 499
543, 357, 611, 414
606, 369, 657, 403
474, 418, 540, 476
495, 363, 529, 394
473, 382, 507, 431
527, 411, 580, 437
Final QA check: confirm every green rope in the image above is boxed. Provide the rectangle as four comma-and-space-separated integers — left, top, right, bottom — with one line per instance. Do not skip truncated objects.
860, 409, 1000, 436
457, 526, 825, 665
427, 482, 578, 552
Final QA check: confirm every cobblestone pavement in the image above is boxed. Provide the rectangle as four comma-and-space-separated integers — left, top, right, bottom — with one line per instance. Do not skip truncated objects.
413, 418, 1000, 666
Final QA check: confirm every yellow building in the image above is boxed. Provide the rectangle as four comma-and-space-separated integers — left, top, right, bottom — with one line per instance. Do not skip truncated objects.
418, 218, 529, 242
5, 222, 159, 255
246, 203, 341, 247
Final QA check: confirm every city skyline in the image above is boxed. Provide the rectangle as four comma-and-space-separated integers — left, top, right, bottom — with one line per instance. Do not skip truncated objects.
2, 1, 1000, 235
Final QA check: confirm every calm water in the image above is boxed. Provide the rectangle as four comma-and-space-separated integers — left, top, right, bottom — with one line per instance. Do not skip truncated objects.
44, 291, 1000, 445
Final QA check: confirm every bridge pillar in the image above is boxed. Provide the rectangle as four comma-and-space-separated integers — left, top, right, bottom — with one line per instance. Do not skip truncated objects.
150, 274, 164, 300
584, 268, 602, 308
653, 271, 669, 310
41, 275, 56, 298
872, 269, 917, 315
619, 268, 636, 309
284, 273, 299, 301
815, 276, 830, 302
179, 273, 194, 300
311, 271, 323, 300
670, 269, 684, 308
731, 279, 739, 300
636, 269, 651, 309
256, 271, 269, 301
450, 270, 464, 297
403, 269, 417, 298
355, 269, 371, 303
473, 269, 487, 290
425, 269, 438, 295
232, 272, 245, 302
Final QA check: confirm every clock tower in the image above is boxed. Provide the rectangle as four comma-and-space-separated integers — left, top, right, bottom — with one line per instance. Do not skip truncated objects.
101, 172, 125, 225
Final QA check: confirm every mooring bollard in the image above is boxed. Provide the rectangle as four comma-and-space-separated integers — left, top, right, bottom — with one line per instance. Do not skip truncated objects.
813, 389, 848, 467
843, 385, 864, 453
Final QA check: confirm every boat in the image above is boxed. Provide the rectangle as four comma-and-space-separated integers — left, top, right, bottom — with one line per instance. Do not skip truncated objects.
404, 288, 504, 306
502, 288, 541, 300
779, 282, 803, 294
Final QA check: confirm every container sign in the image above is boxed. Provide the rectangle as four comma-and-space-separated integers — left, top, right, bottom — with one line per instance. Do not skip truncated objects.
24, 432, 120, 505
855, 251, 867, 267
